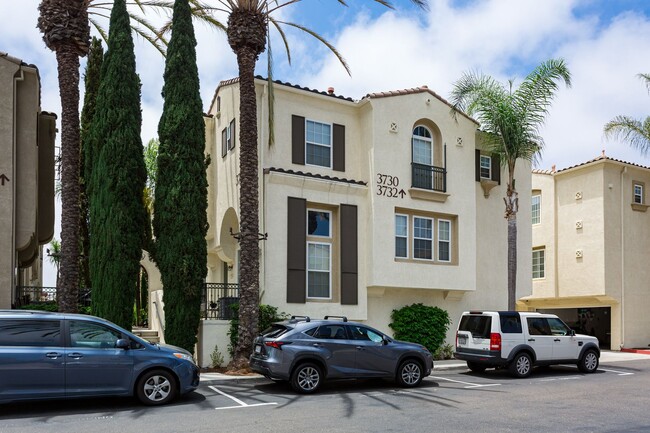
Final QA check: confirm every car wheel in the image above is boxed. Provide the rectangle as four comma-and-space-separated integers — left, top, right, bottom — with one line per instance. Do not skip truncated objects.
466, 361, 487, 373
509, 352, 532, 378
397, 360, 423, 387
136, 369, 177, 405
578, 349, 599, 373
291, 363, 322, 394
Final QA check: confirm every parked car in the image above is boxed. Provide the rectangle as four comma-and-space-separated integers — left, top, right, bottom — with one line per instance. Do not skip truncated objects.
454, 310, 600, 378
249, 315, 433, 393
0, 309, 199, 405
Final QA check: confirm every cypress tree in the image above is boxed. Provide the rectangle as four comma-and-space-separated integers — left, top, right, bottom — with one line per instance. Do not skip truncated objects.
80, 37, 103, 291
88, 0, 147, 329
153, 0, 208, 353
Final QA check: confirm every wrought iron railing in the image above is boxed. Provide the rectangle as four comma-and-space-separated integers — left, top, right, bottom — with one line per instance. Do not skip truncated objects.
411, 163, 446, 192
202, 283, 240, 320
15, 286, 92, 307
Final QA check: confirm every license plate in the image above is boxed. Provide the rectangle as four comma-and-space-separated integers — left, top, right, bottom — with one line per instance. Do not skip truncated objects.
254, 345, 262, 354
458, 336, 467, 345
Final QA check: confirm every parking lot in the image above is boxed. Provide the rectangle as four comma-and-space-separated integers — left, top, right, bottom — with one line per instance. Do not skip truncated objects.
2, 354, 650, 433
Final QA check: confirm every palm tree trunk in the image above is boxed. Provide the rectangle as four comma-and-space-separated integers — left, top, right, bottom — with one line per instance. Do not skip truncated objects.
56, 48, 81, 313
504, 188, 519, 310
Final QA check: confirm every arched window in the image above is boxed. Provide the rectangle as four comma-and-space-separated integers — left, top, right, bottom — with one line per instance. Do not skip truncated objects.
412, 126, 433, 166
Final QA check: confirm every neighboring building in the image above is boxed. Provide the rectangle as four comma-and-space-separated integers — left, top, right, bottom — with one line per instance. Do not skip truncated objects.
524, 153, 650, 350
0, 52, 56, 308
199, 77, 532, 364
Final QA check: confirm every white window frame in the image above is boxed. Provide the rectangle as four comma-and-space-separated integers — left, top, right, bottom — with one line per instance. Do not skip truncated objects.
437, 219, 452, 263
395, 214, 409, 258
634, 183, 643, 204
307, 209, 332, 238
532, 194, 541, 225
480, 155, 492, 179
306, 241, 332, 300
412, 126, 433, 166
305, 119, 333, 169
412, 216, 433, 261
532, 248, 545, 279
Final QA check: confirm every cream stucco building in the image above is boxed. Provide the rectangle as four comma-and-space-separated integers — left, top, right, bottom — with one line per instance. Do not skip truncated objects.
525, 153, 650, 350
199, 77, 532, 365
0, 52, 56, 309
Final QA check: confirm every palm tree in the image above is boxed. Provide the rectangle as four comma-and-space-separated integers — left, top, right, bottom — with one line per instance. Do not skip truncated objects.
604, 73, 650, 154
212, 0, 428, 370
450, 59, 571, 310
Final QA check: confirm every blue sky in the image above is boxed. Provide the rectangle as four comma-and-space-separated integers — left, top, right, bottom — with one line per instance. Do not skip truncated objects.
1, 0, 649, 284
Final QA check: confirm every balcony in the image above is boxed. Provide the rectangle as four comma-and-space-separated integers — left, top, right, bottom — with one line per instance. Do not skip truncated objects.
202, 283, 240, 320
411, 163, 446, 192
15, 286, 92, 308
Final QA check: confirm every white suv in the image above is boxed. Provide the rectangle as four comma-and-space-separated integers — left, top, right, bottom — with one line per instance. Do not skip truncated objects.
454, 311, 600, 378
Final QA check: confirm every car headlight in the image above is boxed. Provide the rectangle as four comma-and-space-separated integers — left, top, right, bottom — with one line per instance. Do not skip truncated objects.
173, 352, 196, 364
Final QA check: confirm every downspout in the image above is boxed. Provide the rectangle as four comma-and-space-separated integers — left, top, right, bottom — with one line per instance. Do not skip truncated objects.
11, 68, 26, 305
259, 81, 267, 302
553, 171, 559, 300
620, 166, 627, 349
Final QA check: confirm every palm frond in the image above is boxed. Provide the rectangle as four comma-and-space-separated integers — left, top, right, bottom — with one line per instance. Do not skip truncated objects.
604, 115, 650, 155
638, 73, 650, 94
269, 16, 291, 65
276, 20, 351, 75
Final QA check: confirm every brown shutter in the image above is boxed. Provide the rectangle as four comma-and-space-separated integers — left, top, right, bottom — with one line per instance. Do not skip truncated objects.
475, 149, 481, 182
292, 115, 305, 165
221, 128, 227, 158
491, 154, 501, 184
333, 124, 345, 172
287, 197, 306, 303
340, 204, 358, 305
229, 119, 236, 150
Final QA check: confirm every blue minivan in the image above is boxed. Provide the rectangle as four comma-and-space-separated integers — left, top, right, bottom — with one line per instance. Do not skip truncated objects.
0, 310, 200, 405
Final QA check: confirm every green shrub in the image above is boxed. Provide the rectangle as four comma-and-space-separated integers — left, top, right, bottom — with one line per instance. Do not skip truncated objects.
210, 344, 224, 368
228, 304, 288, 356
389, 303, 451, 354
19, 303, 92, 315
433, 343, 454, 360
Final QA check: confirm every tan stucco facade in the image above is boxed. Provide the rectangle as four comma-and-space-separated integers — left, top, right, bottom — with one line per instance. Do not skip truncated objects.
0, 52, 56, 308
202, 78, 532, 359
527, 156, 650, 349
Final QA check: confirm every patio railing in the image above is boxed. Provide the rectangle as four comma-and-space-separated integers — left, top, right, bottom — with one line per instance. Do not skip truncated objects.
15, 286, 92, 308
202, 283, 240, 320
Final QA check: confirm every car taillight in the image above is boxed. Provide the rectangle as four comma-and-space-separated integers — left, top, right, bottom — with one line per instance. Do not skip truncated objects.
264, 341, 290, 350
490, 333, 501, 351
455, 331, 459, 347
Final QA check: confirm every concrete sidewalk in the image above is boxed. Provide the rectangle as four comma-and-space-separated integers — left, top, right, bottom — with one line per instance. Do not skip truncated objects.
199, 350, 650, 382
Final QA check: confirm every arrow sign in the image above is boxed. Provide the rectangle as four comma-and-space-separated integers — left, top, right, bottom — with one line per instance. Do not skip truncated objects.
0, 174, 9, 186
398, 189, 406, 198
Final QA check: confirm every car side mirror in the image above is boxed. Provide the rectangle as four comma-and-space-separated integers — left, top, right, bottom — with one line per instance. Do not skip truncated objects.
116, 338, 130, 349
569, 330, 576, 337
382, 338, 389, 346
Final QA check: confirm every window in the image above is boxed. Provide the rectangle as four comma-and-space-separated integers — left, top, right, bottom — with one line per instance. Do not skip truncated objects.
532, 248, 545, 279
221, 127, 227, 158
349, 325, 384, 342
413, 217, 433, 260
307, 208, 332, 299
532, 194, 541, 225
395, 214, 408, 258
527, 318, 551, 336
500, 314, 522, 333
634, 183, 643, 204
412, 126, 432, 166
479, 155, 491, 179
69, 321, 122, 349
227, 119, 236, 150
307, 243, 331, 299
438, 219, 451, 262
305, 120, 332, 168
0, 320, 61, 347
547, 318, 571, 336
314, 325, 348, 339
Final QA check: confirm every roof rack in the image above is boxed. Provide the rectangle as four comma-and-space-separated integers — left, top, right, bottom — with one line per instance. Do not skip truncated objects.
324, 315, 347, 322
290, 315, 310, 323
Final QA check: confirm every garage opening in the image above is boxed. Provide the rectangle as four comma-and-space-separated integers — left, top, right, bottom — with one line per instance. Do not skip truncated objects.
537, 307, 611, 350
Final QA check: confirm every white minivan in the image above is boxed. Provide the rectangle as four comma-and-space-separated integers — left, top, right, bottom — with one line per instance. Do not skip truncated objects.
454, 311, 600, 378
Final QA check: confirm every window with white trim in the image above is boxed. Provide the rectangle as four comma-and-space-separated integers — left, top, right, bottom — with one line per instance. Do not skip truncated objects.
305, 120, 332, 168
413, 217, 433, 260
307, 209, 332, 299
532, 248, 545, 279
412, 126, 433, 166
634, 183, 643, 204
395, 215, 408, 258
438, 219, 451, 262
479, 155, 491, 179
532, 194, 541, 225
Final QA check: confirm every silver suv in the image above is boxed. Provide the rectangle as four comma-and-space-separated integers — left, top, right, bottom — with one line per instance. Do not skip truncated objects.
249, 316, 433, 393
454, 311, 600, 378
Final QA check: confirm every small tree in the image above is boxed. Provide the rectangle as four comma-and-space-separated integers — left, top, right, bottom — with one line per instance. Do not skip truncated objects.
389, 303, 451, 354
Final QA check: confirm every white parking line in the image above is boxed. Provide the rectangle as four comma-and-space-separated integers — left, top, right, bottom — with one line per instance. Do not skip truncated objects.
209, 385, 278, 410
430, 376, 501, 389
599, 368, 634, 376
